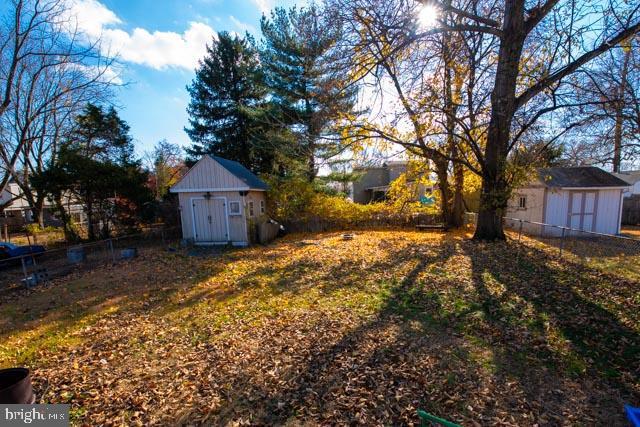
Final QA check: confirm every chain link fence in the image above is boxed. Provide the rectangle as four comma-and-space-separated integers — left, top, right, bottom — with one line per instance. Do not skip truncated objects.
464, 212, 640, 258
0, 226, 181, 291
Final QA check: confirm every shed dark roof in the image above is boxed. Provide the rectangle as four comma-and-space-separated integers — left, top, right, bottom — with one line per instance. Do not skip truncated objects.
537, 166, 629, 188
210, 155, 268, 190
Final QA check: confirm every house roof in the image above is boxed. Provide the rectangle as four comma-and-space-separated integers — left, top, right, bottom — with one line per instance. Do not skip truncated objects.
537, 166, 629, 188
613, 170, 640, 185
210, 155, 268, 190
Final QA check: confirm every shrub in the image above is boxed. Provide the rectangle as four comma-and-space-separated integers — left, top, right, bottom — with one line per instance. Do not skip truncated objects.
25, 224, 63, 235
264, 174, 440, 229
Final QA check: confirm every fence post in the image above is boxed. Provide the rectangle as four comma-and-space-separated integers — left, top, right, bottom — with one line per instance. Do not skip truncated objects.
108, 239, 116, 264
559, 227, 566, 257
518, 219, 523, 243
20, 256, 28, 282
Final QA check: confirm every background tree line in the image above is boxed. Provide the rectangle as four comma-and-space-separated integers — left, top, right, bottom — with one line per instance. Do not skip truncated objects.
186, 0, 639, 240
2, 0, 639, 243
0, 0, 181, 242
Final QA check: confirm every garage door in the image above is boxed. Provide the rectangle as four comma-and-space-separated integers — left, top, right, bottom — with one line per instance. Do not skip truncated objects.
192, 197, 228, 242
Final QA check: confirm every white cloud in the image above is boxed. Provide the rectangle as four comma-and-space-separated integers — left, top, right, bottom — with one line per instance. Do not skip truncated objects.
65, 0, 215, 70
251, 0, 272, 14
102, 22, 215, 70
65, 0, 121, 37
229, 15, 256, 34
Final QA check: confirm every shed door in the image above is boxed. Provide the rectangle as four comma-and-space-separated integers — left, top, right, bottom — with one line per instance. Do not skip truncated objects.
209, 198, 228, 241
192, 198, 228, 242
582, 192, 596, 231
568, 192, 596, 232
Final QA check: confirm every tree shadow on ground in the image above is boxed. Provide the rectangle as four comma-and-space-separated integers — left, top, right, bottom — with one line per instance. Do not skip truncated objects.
201, 238, 639, 425
0, 249, 228, 364
5, 231, 639, 425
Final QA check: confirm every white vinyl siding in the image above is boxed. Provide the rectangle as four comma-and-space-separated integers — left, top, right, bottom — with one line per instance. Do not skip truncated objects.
541, 188, 622, 236
178, 190, 267, 245
505, 187, 545, 235
171, 156, 246, 192
179, 191, 245, 243
172, 156, 269, 245
594, 189, 623, 234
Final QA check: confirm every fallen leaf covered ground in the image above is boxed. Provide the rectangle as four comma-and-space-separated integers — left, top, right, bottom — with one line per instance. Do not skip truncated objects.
0, 229, 638, 425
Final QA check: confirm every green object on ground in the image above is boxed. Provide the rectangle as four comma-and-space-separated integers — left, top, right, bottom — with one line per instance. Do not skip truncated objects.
417, 409, 462, 427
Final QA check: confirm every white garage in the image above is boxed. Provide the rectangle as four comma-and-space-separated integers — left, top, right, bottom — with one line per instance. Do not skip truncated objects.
170, 155, 268, 245
506, 166, 629, 236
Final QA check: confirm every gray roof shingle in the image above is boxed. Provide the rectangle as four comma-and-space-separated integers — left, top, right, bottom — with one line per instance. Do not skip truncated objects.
210, 155, 268, 190
537, 166, 629, 188
613, 170, 640, 185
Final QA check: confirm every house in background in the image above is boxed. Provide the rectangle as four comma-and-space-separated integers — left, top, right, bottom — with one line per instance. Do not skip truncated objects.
352, 161, 431, 204
0, 180, 85, 229
613, 170, 640, 197
170, 155, 268, 246
613, 171, 640, 225
505, 166, 629, 235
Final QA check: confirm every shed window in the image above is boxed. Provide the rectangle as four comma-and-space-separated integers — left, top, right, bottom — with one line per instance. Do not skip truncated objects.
260, 200, 265, 214
228, 201, 241, 215
248, 201, 254, 217
518, 196, 527, 209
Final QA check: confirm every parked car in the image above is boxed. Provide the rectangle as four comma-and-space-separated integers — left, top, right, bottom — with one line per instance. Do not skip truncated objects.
0, 242, 46, 266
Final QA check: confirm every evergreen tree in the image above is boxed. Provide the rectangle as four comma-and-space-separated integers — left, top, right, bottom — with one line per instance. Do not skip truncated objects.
185, 32, 276, 173
33, 104, 152, 240
259, 5, 358, 181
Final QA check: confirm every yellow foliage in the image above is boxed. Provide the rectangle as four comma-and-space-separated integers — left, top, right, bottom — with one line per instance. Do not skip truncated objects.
265, 170, 438, 227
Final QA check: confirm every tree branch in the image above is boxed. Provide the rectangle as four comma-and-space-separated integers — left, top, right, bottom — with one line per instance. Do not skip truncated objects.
515, 20, 640, 110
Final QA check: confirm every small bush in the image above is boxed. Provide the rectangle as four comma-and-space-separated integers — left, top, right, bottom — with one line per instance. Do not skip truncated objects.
25, 224, 63, 235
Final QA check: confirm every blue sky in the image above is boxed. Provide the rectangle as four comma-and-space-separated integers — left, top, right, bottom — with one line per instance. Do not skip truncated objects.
71, 0, 300, 157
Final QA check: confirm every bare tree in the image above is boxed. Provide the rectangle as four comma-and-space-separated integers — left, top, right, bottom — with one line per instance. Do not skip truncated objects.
330, 0, 640, 239
0, 0, 117, 224
563, 37, 640, 171
328, 0, 496, 226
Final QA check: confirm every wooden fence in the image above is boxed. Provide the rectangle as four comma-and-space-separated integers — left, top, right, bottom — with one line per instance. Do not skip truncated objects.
622, 195, 640, 225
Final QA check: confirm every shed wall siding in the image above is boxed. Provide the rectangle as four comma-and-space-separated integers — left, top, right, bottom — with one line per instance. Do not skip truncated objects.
172, 156, 246, 191
594, 189, 622, 234
505, 188, 545, 233
544, 189, 570, 236
179, 191, 249, 243
540, 188, 621, 235
244, 191, 266, 220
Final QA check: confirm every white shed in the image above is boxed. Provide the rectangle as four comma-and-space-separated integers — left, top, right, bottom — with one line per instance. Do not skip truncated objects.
506, 166, 629, 236
170, 155, 268, 246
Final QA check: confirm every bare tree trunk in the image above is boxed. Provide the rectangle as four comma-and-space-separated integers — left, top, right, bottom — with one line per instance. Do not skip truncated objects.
613, 45, 632, 172
308, 148, 316, 182
32, 198, 45, 228
443, 27, 465, 228
474, 0, 526, 240
434, 158, 451, 225
54, 195, 78, 242
86, 197, 95, 241
452, 162, 465, 227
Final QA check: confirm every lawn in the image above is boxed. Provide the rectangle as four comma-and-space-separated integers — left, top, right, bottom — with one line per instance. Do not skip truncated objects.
0, 229, 638, 425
